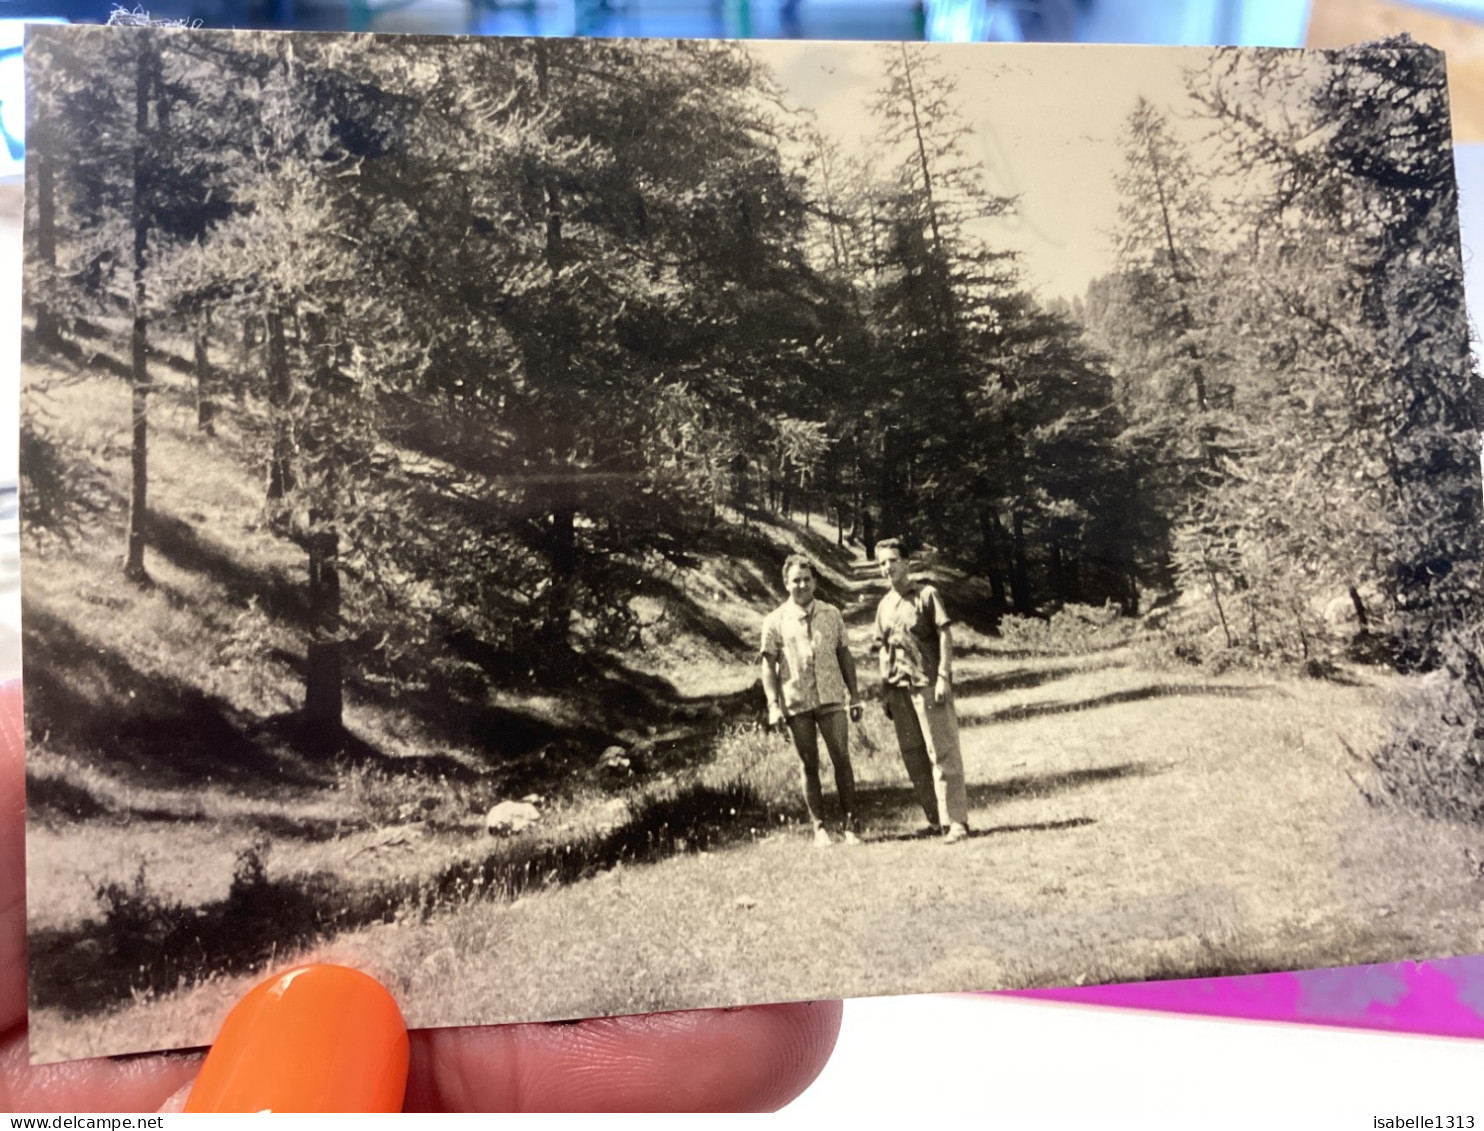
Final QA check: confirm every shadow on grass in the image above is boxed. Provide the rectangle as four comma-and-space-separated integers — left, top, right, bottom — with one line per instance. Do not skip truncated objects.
25, 773, 113, 821
959, 641, 1134, 660
959, 684, 1267, 727
855, 763, 1155, 831
146, 510, 311, 629
60, 320, 197, 376
946, 596, 1006, 639
23, 608, 321, 789
871, 817, 1096, 844
951, 665, 1103, 699
968, 816, 1096, 837
29, 780, 782, 1019
25, 332, 131, 381
613, 568, 749, 655
786, 518, 859, 580
971, 762, 1161, 803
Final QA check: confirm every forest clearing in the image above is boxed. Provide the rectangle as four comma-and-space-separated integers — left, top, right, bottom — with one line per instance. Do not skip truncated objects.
23, 342, 1484, 1061
20, 30, 1484, 1060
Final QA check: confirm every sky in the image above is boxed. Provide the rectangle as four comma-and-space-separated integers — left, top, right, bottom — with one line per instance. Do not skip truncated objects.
751, 42, 1224, 302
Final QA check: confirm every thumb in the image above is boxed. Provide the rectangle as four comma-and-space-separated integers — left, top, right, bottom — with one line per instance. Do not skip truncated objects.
163, 965, 408, 1113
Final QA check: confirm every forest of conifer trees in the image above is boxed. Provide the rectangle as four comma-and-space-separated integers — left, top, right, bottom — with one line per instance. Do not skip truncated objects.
22, 30, 1478, 730
19, 27, 1484, 1059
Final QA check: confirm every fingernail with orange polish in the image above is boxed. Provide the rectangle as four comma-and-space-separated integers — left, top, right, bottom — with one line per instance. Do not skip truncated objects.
185, 964, 409, 1113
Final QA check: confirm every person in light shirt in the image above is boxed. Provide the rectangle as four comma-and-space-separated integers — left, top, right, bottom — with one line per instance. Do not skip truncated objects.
760, 554, 864, 847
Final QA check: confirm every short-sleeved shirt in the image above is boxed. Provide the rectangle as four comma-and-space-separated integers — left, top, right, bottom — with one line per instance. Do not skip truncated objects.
874, 583, 952, 688
760, 599, 850, 718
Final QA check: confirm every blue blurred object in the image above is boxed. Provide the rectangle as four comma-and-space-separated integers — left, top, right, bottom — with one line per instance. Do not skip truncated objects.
0, 0, 1317, 176
0, 0, 1315, 42
0, 20, 31, 175
923, 0, 1308, 45
1410, 0, 1484, 19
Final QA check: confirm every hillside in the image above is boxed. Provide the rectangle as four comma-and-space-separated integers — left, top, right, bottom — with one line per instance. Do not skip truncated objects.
21, 333, 863, 922
25, 329, 1484, 1065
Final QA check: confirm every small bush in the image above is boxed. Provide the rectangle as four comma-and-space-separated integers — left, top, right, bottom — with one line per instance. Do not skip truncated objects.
998, 602, 1132, 655
1130, 632, 1258, 674
707, 721, 799, 809
226, 841, 274, 918
19, 419, 109, 551
95, 863, 185, 944
1365, 622, 1484, 822
1129, 621, 1312, 678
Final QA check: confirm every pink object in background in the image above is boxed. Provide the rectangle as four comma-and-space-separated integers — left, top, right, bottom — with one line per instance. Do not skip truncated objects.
1015, 956, 1484, 1039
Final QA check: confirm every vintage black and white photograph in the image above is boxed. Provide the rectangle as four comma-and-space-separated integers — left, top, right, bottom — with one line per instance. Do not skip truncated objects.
20, 25, 1484, 1062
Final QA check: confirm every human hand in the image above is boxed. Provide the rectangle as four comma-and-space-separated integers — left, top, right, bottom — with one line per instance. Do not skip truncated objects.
934, 675, 950, 705
0, 681, 842, 1112
767, 702, 785, 730
848, 701, 863, 724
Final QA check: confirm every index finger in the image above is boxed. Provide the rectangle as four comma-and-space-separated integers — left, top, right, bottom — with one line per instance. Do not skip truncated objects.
405, 1001, 842, 1112
2, 679, 26, 1034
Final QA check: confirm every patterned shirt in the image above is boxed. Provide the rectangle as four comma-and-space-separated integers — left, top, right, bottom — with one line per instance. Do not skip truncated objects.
873, 583, 952, 688
760, 599, 850, 717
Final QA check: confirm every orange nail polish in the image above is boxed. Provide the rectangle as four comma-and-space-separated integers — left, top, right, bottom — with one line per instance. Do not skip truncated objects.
184, 964, 409, 1113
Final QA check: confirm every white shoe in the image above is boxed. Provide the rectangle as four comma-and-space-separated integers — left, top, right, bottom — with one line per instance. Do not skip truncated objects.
842, 828, 862, 846
943, 824, 970, 844
813, 826, 834, 848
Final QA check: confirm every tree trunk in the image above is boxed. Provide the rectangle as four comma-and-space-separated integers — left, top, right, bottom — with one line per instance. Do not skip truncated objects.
124, 379, 149, 584
1010, 510, 1031, 614
1124, 568, 1140, 617
265, 307, 295, 506
1205, 559, 1233, 648
304, 510, 343, 738
237, 314, 258, 405
899, 44, 943, 257
878, 427, 901, 539
849, 449, 862, 542
1348, 585, 1371, 635
730, 452, 749, 514
543, 495, 576, 650
123, 40, 153, 586
33, 150, 61, 348
194, 310, 215, 435
979, 508, 1007, 610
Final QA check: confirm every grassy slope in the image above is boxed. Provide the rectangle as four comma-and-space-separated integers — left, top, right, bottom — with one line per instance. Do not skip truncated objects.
23, 346, 1484, 1062
276, 639, 1484, 1026
32, 575, 1484, 1059
21, 346, 831, 940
